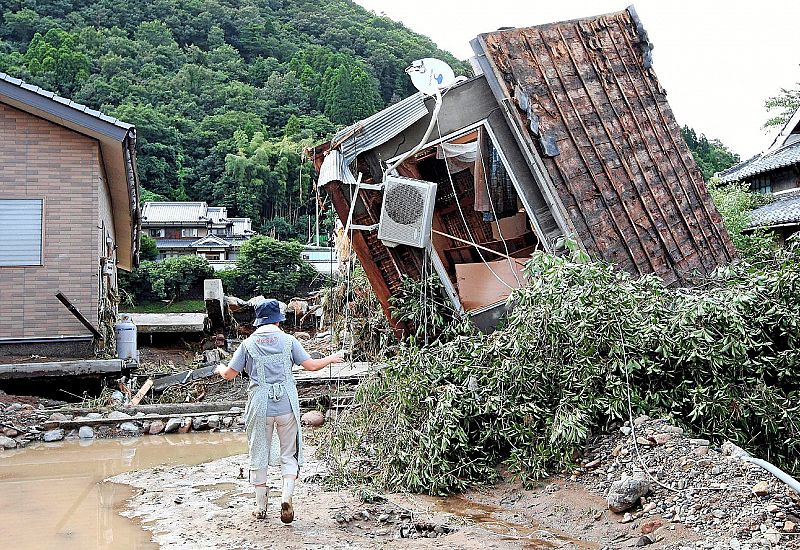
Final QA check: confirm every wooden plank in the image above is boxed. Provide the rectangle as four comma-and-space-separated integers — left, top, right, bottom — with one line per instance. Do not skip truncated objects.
0, 359, 123, 380
125, 313, 209, 334
129, 378, 153, 406
152, 366, 217, 392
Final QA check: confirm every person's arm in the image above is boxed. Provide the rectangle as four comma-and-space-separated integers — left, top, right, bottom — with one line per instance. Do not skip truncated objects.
301, 352, 345, 372
214, 362, 239, 380
215, 342, 249, 380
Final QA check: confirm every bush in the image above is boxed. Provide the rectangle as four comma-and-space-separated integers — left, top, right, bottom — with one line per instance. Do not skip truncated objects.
324, 244, 800, 495
120, 255, 214, 304
234, 235, 317, 300
708, 181, 775, 261
139, 234, 158, 261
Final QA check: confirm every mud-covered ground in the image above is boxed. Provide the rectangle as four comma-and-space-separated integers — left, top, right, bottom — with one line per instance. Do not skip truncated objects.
109, 445, 699, 549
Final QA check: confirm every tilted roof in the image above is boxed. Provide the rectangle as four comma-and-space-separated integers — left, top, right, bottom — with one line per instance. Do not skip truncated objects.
718, 141, 800, 184
749, 189, 800, 229
141, 202, 209, 223
0, 71, 140, 269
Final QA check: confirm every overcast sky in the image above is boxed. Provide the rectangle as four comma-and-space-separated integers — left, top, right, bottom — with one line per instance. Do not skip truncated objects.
353, 0, 800, 159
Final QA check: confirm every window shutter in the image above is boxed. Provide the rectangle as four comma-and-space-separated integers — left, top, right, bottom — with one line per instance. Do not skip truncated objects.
0, 199, 43, 266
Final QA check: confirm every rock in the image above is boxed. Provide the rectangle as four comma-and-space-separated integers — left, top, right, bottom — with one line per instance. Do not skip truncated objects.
641, 519, 663, 534
608, 478, 651, 513
164, 418, 182, 433
134, 412, 146, 418
763, 528, 781, 544
711, 466, 723, 475
119, 422, 140, 434
6, 403, 23, 412
235, 416, 245, 426
652, 433, 672, 445
301, 410, 325, 427
108, 411, 132, 420
3, 428, 19, 438
86, 412, 103, 419
43, 429, 65, 442
294, 331, 311, 340
620, 426, 632, 436
634, 535, 654, 546
752, 481, 770, 497
712, 509, 727, 519
728, 539, 741, 550
636, 436, 652, 446
222, 416, 233, 428
229, 406, 243, 414
78, 426, 94, 439
0, 435, 17, 449
689, 438, 710, 446
48, 412, 70, 421
693, 446, 709, 456
620, 512, 633, 523
207, 415, 220, 429
192, 417, 209, 431
784, 520, 797, 533
642, 502, 656, 514
633, 415, 650, 426
142, 422, 151, 434
148, 420, 165, 435
178, 418, 192, 434
766, 504, 779, 514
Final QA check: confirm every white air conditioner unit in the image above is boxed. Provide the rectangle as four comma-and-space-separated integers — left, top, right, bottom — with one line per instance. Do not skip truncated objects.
377, 175, 437, 248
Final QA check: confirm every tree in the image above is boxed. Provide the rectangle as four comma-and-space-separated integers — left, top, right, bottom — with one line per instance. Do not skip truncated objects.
681, 126, 740, 180
763, 82, 800, 129
139, 234, 158, 261
235, 236, 317, 300
24, 29, 90, 96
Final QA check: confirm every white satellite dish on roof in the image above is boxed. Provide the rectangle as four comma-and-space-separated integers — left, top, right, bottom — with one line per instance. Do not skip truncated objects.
406, 58, 456, 96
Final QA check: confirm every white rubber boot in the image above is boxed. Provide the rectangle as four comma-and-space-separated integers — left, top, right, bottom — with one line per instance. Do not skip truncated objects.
280, 477, 295, 524
254, 486, 268, 519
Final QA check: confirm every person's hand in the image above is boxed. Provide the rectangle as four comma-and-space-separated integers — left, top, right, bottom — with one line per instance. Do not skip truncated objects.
328, 352, 346, 365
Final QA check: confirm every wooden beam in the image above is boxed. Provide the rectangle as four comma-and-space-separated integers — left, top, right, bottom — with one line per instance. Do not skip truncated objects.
0, 359, 123, 380
129, 378, 153, 406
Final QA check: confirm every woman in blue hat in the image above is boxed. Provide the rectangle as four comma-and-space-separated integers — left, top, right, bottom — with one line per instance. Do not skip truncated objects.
214, 298, 344, 524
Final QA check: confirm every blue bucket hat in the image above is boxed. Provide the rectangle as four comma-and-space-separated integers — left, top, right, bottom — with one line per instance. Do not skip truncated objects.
253, 299, 286, 326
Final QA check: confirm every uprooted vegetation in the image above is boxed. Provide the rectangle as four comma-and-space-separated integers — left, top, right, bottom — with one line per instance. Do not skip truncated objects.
322, 240, 800, 495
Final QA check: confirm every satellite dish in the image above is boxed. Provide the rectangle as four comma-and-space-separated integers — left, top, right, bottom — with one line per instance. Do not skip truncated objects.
406, 58, 456, 96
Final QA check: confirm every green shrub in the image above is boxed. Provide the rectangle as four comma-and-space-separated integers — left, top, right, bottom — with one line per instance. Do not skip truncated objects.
234, 235, 317, 300
325, 244, 800, 495
708, 181, 775, 261
119, 255, 214, 304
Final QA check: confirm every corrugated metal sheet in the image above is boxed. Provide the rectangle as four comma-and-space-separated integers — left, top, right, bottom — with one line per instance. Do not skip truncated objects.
719, 141, 800, 184
474, 8, 735, 284
141, 202, 209, 223
318, 149, 358, 187
333, 92, 429, 167
0, 199, 42, 266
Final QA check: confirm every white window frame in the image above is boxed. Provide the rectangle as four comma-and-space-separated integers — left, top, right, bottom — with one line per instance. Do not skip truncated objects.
0, 199, 44, 267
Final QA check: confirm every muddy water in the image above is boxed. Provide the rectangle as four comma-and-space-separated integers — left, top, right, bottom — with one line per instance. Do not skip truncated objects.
0, 433, 246, 550
434, 495, 596, 549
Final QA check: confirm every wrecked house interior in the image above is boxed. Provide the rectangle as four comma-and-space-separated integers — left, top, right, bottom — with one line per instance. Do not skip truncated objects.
313, 7, 735, 333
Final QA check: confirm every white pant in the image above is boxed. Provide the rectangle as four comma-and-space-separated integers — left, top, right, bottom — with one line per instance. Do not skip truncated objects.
250, 413, 299, 483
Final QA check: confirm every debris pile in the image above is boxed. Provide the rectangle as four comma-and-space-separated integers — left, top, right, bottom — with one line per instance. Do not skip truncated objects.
576, 416, 800, 549
332, 498, 453, 540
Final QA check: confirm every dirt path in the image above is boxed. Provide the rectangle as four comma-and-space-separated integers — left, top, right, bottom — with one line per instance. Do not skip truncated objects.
109, 447, 697, 549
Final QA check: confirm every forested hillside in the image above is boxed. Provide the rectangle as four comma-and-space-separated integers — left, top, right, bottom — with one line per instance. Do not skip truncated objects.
0, 0, 466, 239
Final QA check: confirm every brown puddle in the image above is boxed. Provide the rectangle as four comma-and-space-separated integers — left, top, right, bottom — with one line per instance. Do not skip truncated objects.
0, 432, 246, 550
433, 495, 596, 549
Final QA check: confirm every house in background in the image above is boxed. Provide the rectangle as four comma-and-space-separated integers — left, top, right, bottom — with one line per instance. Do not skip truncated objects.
719, 106, 800, 244
140, 202, 254, 269
0, 71, 140, 360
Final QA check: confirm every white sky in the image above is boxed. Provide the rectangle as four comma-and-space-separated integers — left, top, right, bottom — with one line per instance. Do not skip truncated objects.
353, 0, 800, 158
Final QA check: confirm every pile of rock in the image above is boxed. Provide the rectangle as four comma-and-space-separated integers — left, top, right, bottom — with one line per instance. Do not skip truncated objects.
332, 500, 452, 540
0, 402, 249, 449
575, 416, 800, 549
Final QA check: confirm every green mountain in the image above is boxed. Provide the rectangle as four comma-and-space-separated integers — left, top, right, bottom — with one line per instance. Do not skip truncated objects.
0, 0, 467, 239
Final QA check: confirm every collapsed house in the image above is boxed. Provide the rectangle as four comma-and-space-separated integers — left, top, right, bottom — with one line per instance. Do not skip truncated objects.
312, 7, 735, 334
